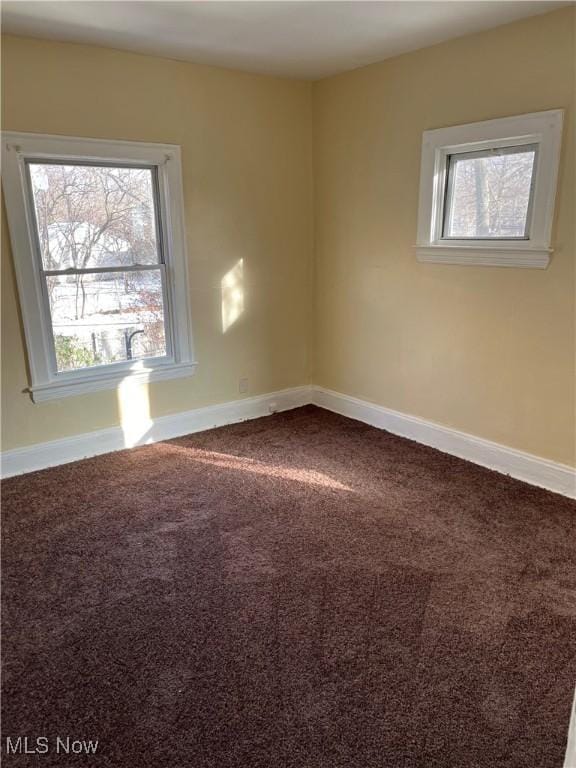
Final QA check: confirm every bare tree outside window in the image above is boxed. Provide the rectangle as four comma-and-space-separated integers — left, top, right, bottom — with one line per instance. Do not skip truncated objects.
28, 163, 168, 371
443, 145, 537, 239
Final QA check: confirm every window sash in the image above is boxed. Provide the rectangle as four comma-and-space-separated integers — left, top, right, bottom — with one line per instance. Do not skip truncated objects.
39, 263, 174, 376
24, 159, 174, 376
24, 159, 165, 270
441, 143, 539, 241
42, 264, 164, 276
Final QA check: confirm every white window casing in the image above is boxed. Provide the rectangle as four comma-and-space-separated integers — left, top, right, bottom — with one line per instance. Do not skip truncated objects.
1, 132, 196, 402
415, 110, 564, 268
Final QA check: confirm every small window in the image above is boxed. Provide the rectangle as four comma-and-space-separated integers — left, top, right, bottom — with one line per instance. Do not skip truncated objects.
416, 111, 563, 267
442, 145, 537, 240
2, 134, 196, 401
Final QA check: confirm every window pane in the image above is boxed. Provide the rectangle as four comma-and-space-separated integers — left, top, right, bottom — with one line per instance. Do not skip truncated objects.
46, 270, 167, 371
443, 146, 536, 239
28, 163, 161, 270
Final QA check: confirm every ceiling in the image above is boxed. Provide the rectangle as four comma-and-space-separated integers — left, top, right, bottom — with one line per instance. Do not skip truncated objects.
1, 1, 570, 80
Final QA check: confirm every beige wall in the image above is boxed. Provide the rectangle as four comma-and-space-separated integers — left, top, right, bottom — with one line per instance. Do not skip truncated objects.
2, 8, 575, 467
1, 35, 313, 450
313, 8, 575, 466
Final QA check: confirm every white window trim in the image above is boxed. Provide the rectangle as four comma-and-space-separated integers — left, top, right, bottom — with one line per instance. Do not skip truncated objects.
415, 109, 564, 268
1, 132, 197, 402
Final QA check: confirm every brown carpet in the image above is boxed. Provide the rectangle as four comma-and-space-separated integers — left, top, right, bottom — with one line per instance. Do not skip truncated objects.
2, 405, 575, 767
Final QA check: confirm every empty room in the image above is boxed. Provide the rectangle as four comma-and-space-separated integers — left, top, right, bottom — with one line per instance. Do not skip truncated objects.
1, 1, 575, 766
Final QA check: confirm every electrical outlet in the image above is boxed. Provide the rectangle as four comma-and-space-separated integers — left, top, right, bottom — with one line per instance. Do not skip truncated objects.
238, 377, 249, 395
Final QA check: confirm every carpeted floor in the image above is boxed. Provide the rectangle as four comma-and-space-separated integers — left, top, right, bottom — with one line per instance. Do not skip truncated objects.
2, 405, 575, 767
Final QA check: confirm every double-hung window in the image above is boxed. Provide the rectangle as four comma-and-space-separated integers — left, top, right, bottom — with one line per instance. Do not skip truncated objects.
415, 110, 563, 267
2, 133, 195, 401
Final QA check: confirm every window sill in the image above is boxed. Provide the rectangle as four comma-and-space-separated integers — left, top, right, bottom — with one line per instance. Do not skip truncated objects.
415, 245, 551, 268
29, 361, 198, 403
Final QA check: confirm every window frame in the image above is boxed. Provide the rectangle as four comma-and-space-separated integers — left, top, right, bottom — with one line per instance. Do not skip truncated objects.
27, 159, 174, 374
2, 132, 196, 402
441, 143, 538, 241
415, 110, 564, 268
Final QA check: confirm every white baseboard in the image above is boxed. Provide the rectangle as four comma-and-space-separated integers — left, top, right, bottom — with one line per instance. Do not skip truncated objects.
565, 688, 576, 768
3, 383, 575, 499
0, 385, 311, 478
311, 386, 576, 499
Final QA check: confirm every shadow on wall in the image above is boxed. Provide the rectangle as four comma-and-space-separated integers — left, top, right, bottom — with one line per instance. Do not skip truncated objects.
221, 258, 244, 333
